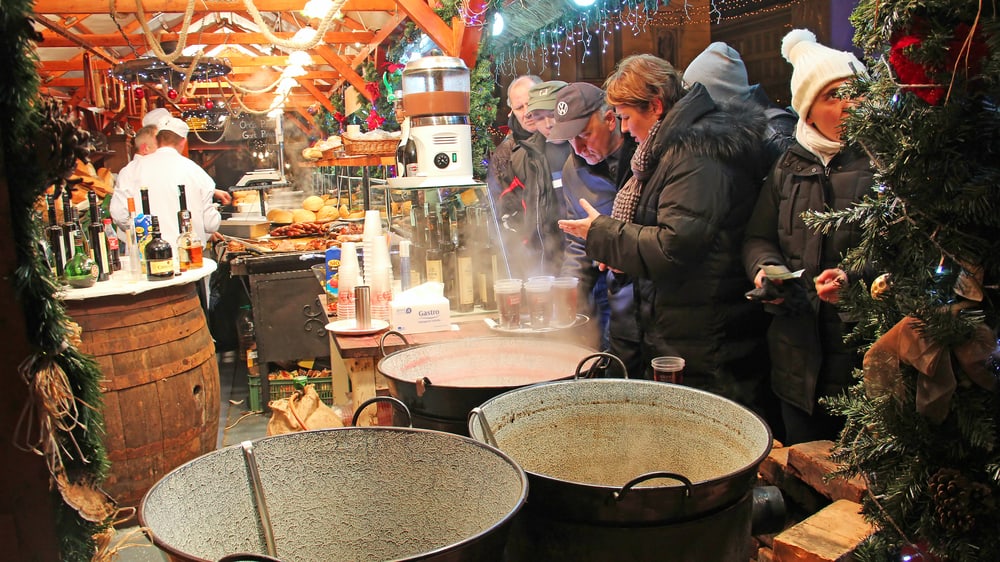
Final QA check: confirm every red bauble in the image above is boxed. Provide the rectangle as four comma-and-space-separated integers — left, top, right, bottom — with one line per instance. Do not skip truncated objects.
134, 87, 145, 100
889, 35, 944, 105
205, 99, 214, 109
167, 88, 178, 100
179, 97, 189, 105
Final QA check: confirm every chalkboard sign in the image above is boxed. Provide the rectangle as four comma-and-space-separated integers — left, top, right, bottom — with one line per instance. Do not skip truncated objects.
224, 114, 276, 142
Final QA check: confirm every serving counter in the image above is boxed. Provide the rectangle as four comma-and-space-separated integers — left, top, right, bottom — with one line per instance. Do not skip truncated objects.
60, 260, 219, 509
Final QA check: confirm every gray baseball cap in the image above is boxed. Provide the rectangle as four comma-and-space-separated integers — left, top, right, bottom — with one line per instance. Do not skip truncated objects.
549, 82, 606, 141
526, 80, 568, 114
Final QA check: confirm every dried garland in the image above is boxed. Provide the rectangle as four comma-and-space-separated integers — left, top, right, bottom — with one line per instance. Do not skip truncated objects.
2, 3, 114, 559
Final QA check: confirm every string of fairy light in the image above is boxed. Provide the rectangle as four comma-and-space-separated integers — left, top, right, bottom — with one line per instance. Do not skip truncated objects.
491, 0, 805, 75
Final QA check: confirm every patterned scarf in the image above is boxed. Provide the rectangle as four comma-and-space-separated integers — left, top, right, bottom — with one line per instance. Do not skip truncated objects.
611, 119, 663, 222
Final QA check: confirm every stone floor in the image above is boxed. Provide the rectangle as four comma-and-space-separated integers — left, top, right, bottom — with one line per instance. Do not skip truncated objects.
112, 351, 270, 562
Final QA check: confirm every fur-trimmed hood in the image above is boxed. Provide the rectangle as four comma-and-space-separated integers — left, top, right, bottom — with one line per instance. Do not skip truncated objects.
650, 83, 768, 170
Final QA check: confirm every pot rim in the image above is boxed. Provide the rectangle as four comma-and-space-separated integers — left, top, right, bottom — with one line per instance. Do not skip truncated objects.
377, 337, 596, 387
469, 378, 773, 491
139, 426, 530, 562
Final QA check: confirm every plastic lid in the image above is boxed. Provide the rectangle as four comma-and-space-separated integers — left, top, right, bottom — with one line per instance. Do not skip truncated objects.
403, 55, 468, 73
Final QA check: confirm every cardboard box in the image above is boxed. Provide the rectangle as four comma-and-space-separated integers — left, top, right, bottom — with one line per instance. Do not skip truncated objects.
389, 295, 451, 334
219, 218, 270, 239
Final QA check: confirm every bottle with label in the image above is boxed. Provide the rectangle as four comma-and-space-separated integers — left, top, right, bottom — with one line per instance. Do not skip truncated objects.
86, 191, 110, 281
64, 230, 98, 288
45, 193, 67, 278
124, 197, 143, 281
454, 207, 475, 312
103, 218, 121, 272
438, 206, 458, 307
135, 187, 153, 269
395, 117, 410, 176
145, 215, 175, 280
409, 202, 426, 285
60, 189, 76, 257
176, 185, 203, 272
424, 210, 443, 284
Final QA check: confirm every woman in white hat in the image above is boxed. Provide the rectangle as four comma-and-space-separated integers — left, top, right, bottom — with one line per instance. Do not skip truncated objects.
743, 29, 874, 444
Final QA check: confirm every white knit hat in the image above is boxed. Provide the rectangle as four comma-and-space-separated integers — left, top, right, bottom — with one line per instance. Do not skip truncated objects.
683, 42, 752, 103
781, 29, 866, 119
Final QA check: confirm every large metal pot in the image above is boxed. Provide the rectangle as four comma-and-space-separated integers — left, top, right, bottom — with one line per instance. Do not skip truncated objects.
377, 335, 596, 422
139, 427, 528, 562
468, 378, 772, 525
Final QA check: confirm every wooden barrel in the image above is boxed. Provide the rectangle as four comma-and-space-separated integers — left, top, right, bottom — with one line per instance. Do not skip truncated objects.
65, 282, 219, 509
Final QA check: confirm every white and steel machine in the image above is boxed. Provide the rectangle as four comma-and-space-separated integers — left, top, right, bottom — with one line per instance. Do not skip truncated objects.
388, 55, 476, 188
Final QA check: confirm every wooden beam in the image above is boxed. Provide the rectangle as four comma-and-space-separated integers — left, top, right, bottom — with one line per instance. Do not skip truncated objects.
33, 0, 395, 13
394, 0, 457, 57
39, 30, 378, 48
314, 45, 371, 101
296, 79, 338, 115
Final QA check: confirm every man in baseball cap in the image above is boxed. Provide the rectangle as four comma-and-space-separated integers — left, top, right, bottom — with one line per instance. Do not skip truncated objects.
525, 80, 567, 139
552, 82, 640, 377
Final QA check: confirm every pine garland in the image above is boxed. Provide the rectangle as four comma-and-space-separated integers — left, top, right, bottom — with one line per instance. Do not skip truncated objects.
813, 1, 1000, 559
2, 3, 110, 559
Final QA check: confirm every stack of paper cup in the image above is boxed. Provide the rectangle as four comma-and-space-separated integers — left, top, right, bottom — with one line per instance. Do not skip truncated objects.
337, 242, 360, 320
361, 210, 382, 286
368, 239, 393, 321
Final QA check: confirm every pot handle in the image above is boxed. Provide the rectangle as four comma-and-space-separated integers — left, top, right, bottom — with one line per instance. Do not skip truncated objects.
378, 330, 411, 357
468, 407, 498, 448
613, 472, 693, 501
351, 395, 413, 427
574, 352, 629, 379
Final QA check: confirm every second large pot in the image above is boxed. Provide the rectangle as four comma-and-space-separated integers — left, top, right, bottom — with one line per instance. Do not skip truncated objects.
469, 378, 772, 525
377, 337, 596, 422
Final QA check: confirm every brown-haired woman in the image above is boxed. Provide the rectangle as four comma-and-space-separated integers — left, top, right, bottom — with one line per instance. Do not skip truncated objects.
558, 53, 774, 421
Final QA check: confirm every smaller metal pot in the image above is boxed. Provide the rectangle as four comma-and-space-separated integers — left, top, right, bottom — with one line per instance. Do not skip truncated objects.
377, 333, 596, 421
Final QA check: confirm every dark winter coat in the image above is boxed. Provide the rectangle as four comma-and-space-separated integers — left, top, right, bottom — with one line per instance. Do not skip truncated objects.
585, 84, 770, 404
501, 131, 569, 278
742, 142, 874, 413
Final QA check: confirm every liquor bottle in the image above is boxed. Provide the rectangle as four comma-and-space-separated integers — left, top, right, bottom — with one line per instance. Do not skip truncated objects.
68, 207, 89, 257
404, 135, 419, 177
86, 191, 110, 281
64, 230, 98, 288
409, 203, 426, 285
135, 187, 153, 269
45, 193, 67, 278
479, 213, 499, 310
125, 196, 143, 281
399, 240, 412, 291
454, 207, 475, 312
145, 216, 175, 280
60, 189, 75, 257
175, 184, 203, 272
103, 218, 121, 272
176, 212, 203, 272
395, 117, 410, 177
438, 206, 458, 307
424, 210, 443, 284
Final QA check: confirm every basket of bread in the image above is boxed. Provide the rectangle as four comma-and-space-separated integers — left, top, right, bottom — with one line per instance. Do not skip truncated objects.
342, 129, 400, 156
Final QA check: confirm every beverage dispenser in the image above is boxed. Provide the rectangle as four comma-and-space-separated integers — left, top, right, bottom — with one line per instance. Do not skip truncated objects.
391, 56, 474, 186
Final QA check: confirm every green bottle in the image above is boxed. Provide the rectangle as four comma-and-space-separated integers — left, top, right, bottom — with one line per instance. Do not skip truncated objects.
65, 230, 98, 288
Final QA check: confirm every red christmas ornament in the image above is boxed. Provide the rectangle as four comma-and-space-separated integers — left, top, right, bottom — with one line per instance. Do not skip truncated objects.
180, 97, 189, 105
364, 81, 381, 101
167, 87, 178, 100
366, 110, 385, 131
889, 23, 990, 106
205, 99, 214, 109
134, 87, 145, 100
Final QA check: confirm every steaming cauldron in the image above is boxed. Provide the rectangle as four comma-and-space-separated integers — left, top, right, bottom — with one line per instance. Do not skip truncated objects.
377, 335, 596, 434
139, 427, 528, 561
469, 378, 774, 561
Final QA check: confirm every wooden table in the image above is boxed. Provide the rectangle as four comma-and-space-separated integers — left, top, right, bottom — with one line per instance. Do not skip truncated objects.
328, 312, 494, 426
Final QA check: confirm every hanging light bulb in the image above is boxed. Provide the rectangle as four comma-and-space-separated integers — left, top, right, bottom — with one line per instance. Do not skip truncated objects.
492, 13, 505, 36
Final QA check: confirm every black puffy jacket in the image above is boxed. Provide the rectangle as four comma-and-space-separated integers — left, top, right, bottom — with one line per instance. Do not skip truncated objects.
585, 84, 770, 404
743, 142, 874, 413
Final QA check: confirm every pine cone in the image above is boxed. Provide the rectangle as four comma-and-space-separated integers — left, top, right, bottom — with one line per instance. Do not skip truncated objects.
928, 468, 993, 534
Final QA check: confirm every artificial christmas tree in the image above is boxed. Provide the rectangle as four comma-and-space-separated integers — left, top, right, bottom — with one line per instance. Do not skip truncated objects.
814, 1, 1000, 559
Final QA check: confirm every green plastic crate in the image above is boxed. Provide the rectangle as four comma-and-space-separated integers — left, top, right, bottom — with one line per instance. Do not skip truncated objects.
247, 375, 334, 411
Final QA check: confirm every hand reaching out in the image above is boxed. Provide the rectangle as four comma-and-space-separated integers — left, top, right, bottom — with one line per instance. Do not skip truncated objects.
557, 198, 601, 240
814, 268, 847, 303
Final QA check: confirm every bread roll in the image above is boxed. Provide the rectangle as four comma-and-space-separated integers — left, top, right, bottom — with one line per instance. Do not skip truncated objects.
292, 208, 317, 223
316, 205, 339, 221
267, 208, 293, 224
302, 195, 324, 212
